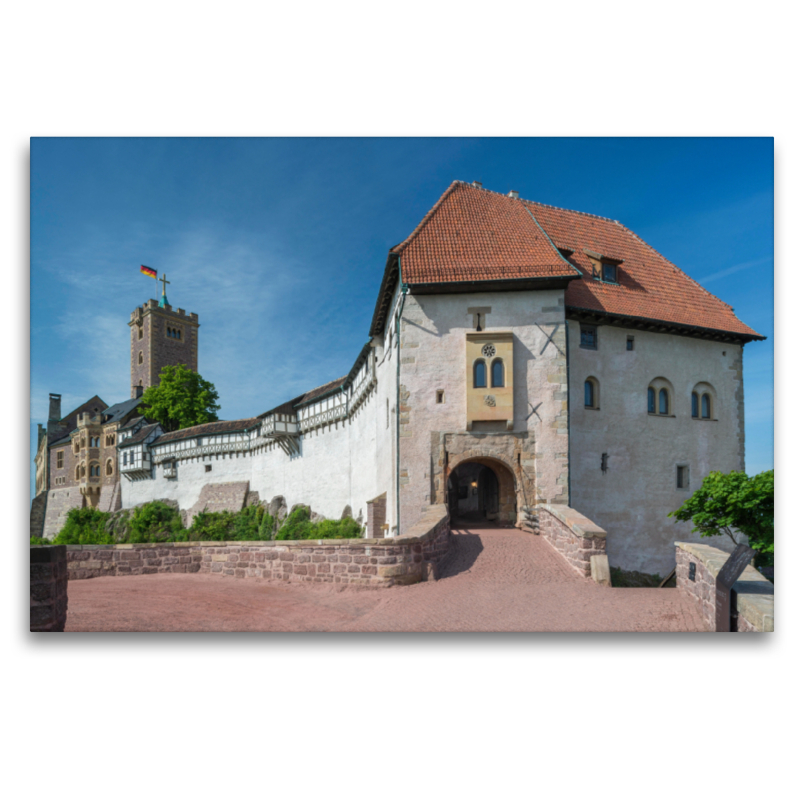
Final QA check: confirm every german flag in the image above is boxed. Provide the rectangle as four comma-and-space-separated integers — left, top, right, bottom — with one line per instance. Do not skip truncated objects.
140, 265, 157, 279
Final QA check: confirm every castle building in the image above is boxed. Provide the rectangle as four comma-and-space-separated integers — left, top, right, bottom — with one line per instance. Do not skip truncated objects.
31, 298, 200, 539
33, 181, 764, 574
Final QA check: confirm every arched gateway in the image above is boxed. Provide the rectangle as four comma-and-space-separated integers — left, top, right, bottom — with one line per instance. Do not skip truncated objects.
446, 457, 518, 525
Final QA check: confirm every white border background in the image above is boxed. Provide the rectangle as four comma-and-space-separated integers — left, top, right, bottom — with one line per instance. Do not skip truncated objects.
4, 3, 793, 798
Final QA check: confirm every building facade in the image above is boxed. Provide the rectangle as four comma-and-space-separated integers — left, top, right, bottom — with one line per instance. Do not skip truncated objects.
32, 181, 764, 574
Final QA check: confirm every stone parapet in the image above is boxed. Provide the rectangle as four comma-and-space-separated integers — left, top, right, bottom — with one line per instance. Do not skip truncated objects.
65, 505, 451, 588
30, 546, 68, 632
675, 542, 774, 632
538, 504, 607, 578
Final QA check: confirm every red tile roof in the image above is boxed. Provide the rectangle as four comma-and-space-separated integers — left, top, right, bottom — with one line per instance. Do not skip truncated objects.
524, 198, 763, 339
392, 181, 578, 284
389, 181, 763, 340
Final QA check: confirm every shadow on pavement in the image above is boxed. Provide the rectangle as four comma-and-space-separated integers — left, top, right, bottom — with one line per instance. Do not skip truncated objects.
439, 529, 484, 579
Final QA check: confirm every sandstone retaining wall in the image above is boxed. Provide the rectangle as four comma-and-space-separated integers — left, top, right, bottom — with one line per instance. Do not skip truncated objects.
66, 504, 451, 588
538, 503, 607, 578
675, 542, 774, 632
30, 546, 68, 632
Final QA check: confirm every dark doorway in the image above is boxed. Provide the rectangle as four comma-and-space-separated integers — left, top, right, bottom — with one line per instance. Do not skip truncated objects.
447, 460, 512, 524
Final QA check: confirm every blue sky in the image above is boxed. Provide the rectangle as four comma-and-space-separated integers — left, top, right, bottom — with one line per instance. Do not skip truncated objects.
30, 137, 774, 496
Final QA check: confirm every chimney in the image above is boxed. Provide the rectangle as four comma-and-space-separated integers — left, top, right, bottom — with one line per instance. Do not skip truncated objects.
472, 181, 482, 189
508, 190, 519, 199
48, 393, 62, 422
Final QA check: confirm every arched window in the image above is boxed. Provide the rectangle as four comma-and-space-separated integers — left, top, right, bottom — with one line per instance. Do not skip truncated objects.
75, 465, 81, 480
659, 388, 669, 415
491, 359, 504, 388
474, 360, 487, 388
584, 378, 601, 409
106, 459, 113, 476
647, 387, 655, 414
701, 393, 711, 419
177, 329, 181, 340
138, 351, 144, 365
691, 392, 699, 418
138, 327, 143, 340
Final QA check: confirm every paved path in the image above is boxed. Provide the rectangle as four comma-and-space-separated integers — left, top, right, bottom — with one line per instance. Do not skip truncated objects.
64, 525, 706, 632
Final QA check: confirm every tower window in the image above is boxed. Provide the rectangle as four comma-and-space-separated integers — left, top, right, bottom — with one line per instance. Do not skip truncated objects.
436, 390, 445, 404
473, 360, 487, 388
56, 450, 63, 469
584, 378, 599, 409
580, 325, 598, 350
626, 336, 634, 351
491, 359, 504, 388
138, 351, 144, 365
106, 459, 114, 476
138, 327, 143, 340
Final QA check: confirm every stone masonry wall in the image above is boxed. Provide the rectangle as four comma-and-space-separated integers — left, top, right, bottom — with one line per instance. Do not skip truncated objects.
66, 505, 451, 588
184, 481, 249, 526
538, 503, 607, 578
42, 486, 85, 540
30, 546, 68, 632
30, 492, 47, 539
366, 493, 387, 539
675, 542, 774, 632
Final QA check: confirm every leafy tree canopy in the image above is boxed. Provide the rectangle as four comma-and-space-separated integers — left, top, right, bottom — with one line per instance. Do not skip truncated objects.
669, 470, 774, 558
139, 364, 221, 433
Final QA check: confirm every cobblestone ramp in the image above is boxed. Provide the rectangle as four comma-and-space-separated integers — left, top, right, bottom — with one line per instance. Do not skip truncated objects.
65, 526, 706, 632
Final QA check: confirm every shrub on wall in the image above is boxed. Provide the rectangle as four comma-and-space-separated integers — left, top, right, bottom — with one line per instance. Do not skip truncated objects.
275, 505, 363, 540
126, 501, 185, 543
52, 507, 115, 545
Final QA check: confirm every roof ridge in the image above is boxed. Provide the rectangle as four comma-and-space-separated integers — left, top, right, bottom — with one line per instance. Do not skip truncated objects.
391, 181, 461, 257
452, 180, 621, 223
612, 219, 737, 312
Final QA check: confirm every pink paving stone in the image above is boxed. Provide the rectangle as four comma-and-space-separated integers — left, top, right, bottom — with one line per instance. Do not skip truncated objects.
64, 526, 706, 633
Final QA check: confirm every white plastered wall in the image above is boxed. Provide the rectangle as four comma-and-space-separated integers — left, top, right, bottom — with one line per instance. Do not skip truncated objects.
121, 340, 398, 529
396, 289, 569, 532
567, 320, 746, 575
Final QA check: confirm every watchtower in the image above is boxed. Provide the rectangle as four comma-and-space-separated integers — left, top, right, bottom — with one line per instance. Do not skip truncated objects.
129, 299, 200, 398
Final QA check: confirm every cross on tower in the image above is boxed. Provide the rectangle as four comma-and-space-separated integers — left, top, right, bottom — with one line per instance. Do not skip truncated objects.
159, 273, 171, 308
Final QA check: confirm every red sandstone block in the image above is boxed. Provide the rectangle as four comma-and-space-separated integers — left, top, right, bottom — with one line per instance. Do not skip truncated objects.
279, 553, 294, 562
121, 552, 141, 561
338, 555, 352, 563
361, 565, 377, 575
332, 564, 347, 574
412, 545, 422, 554
296, 554, 311, 563
253, 553, 265, 562
282, 563, 294, 574
227, 554, 239, 562
306, 564, 316, 576
377, 557, 397, 565
311, 554, 326, 563
353, 555, 369, 565
318, 563, 330, 574
142, 567, 158, 575
235, 569, 246, 578
211, 563, 223, 573
347, 565, 359, 573
294, 565, 308, 575
145, 559, 163, 567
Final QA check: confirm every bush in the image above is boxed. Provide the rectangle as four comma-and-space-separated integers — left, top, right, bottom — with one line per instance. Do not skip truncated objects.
669, 469, 774, 567
188, 510, 237, 541
30, 536, 51, 546
52, 507, 114, 545
231, 504, 274, 541
126, 501, 185, 543
275, 506, 363, 540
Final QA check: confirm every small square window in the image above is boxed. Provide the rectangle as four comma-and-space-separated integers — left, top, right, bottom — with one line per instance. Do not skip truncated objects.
580, 325, 598, 350
626, 336, 634, 351
602, 263, 617, 282
205, 464, 212, 472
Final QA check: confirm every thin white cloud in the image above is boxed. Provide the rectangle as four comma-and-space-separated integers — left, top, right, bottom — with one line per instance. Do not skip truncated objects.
696, 255, 773, 285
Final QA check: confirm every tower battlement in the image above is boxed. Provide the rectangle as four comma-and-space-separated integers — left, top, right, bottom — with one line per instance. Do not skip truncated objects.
129, 300, 200, 398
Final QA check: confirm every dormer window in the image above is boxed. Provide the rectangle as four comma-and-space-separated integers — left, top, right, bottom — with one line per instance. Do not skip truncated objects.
601, 263, 618, 283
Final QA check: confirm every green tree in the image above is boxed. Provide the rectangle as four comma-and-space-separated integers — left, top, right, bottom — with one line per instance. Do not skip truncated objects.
139, 364, 221, 432
669, 470, 774, 562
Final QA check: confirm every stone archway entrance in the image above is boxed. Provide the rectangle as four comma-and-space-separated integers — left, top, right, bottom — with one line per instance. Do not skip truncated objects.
446, 457, 517, 525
